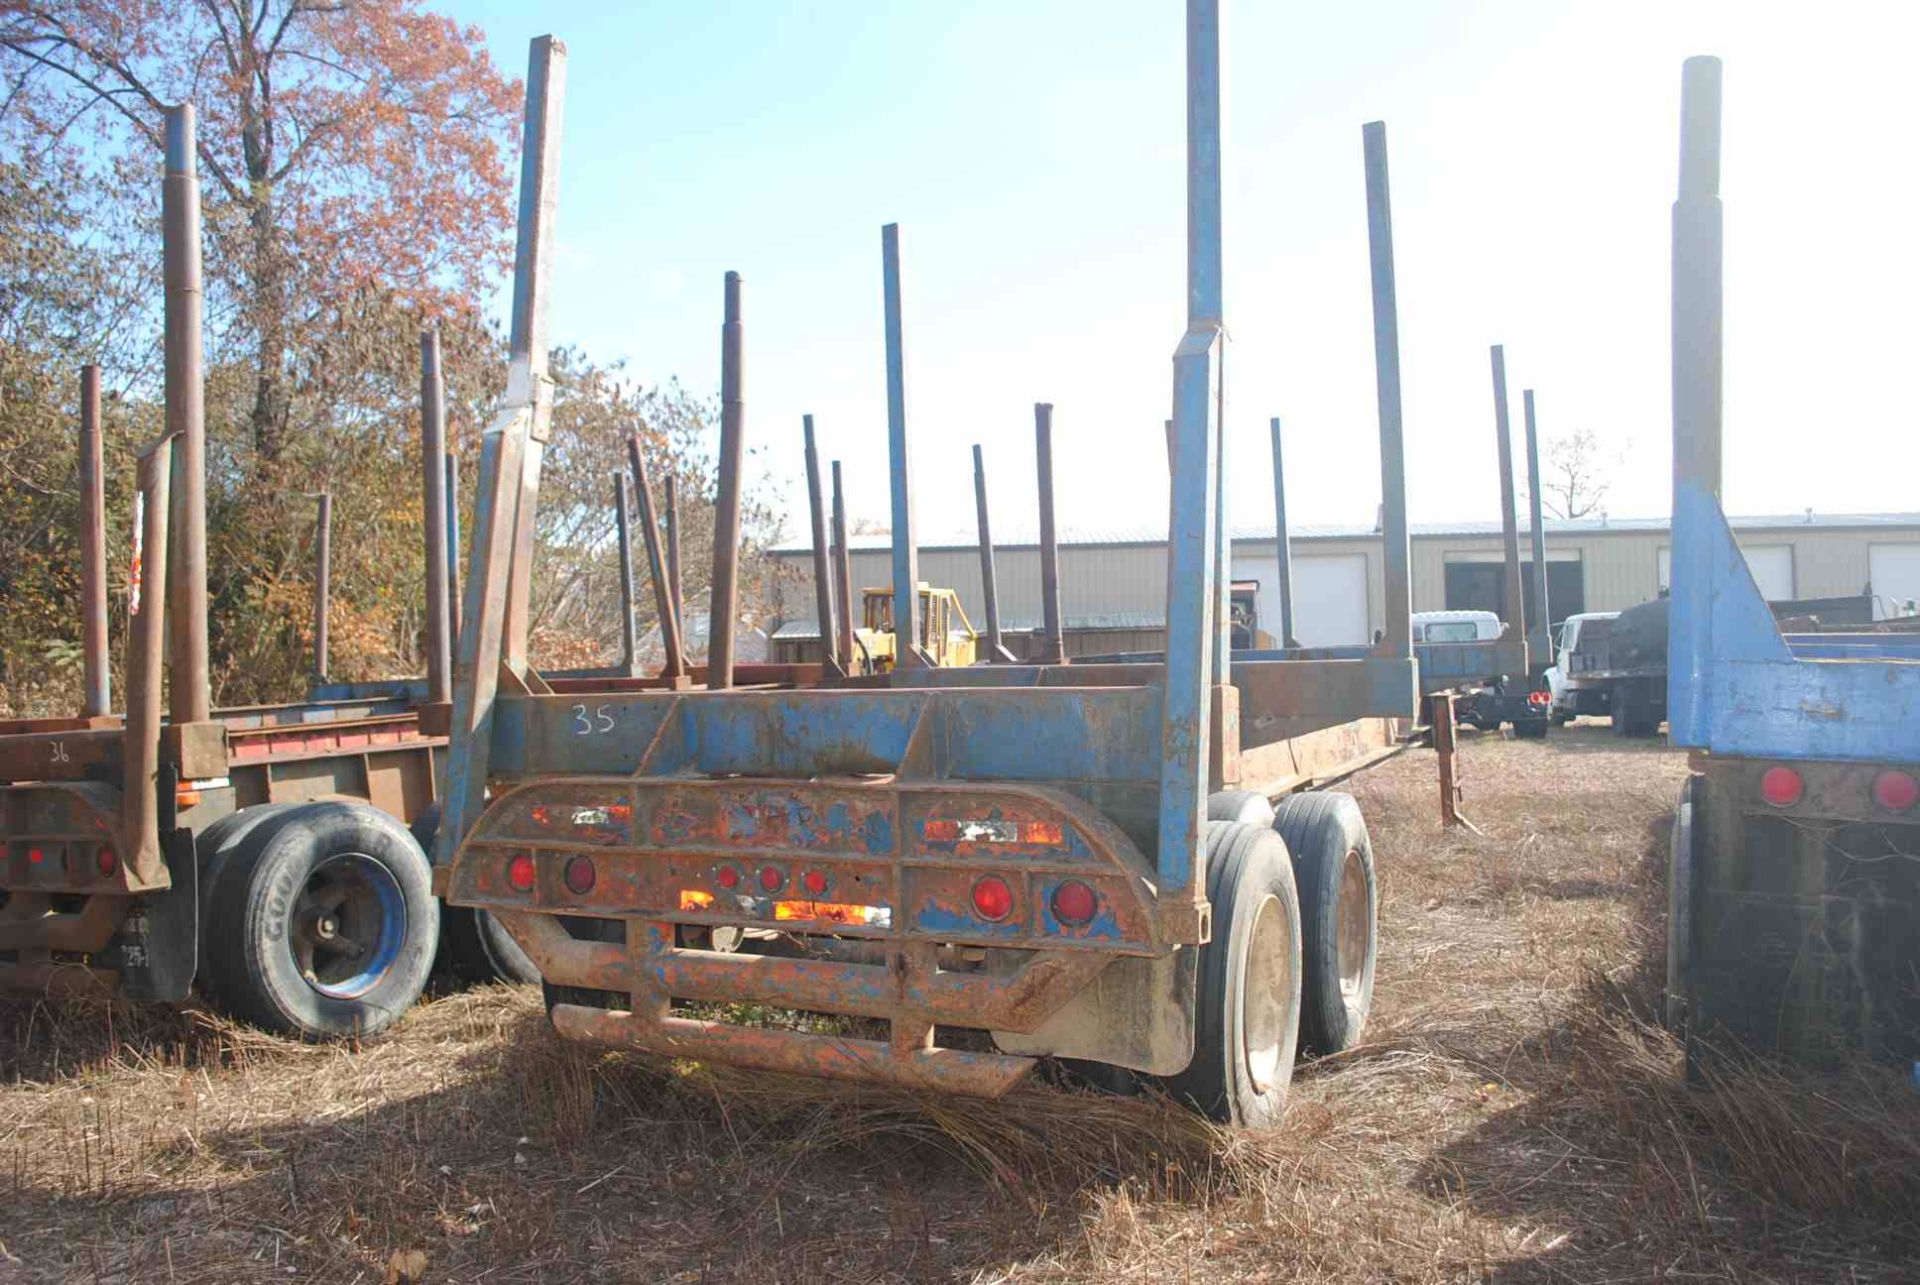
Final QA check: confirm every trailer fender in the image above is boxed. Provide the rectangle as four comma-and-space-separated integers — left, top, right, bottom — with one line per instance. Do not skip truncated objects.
111, 828, 198, 1001
990, 945, 1196, 1074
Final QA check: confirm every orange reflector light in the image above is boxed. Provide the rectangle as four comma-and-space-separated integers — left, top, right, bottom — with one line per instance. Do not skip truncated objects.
1760, 766, 1803, 808
773, 899, 891, 927
506, 853, 537, 891
679, 889, 715, 911
175, 789, 203, 808
923, 818, 1066, 846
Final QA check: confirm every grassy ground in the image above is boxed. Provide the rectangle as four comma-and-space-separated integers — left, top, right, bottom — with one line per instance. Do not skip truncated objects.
3, 727, 1918, 1283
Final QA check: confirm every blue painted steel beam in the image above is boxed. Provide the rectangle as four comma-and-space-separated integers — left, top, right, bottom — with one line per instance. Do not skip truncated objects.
1362, 122, 1412, 660
881, 224, 925, 667
1488, 345, 1527, 654
1522, 389, 1551, 656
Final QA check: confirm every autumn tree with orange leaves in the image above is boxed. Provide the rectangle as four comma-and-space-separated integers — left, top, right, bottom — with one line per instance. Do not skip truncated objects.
1, 0, 521, 459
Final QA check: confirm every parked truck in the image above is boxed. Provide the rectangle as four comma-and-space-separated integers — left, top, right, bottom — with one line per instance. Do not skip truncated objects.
431, 15, 1446, 1125
1664, 55, 1920, 1068
0, 114, 530, 1035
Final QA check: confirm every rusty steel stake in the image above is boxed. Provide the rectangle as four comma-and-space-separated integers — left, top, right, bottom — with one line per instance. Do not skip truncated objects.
709, 271, 745, 689
802, 415, 842, 675
1522, 388, 1552, 659
445, 450, 462, 627
972, 444, 1017, 663
312, 492, 332, 681
612, 472, 640, 675
163, 104, 211, 723
1034, 403, 1067, 665
664, 471, 683, 633
1268, 416, 1297, 648
421, 330, 454, 705
1490, 345, 1527, 645
626, 435, 686, 679
830, 460, 855, 674
1363, 121, 1412, 662
79, 365, 110, 717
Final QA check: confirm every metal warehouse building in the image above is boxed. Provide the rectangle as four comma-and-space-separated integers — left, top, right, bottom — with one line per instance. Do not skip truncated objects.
770, 513, 1920, 654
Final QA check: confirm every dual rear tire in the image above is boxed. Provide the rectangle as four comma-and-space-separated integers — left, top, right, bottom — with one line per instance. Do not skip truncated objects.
1171, 792, 1379, 1126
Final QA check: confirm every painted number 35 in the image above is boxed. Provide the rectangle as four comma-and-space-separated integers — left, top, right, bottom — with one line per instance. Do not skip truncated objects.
571, 704, 615, 736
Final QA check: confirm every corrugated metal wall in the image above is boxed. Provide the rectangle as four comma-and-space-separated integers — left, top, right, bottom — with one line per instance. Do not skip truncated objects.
773, 523, 1920, 634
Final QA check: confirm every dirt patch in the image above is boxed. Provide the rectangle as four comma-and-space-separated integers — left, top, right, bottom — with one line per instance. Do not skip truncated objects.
3, 728, 1916, 1282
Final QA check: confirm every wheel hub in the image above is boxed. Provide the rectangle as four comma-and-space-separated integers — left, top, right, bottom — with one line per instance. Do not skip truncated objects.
1335, 848, 1370, 1003
288, 853, 406, 999
1242, 894, 1293, 1093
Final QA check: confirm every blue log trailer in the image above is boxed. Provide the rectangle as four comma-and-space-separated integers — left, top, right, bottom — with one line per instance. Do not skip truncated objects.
432, 11, 1448, 1125
1665, 56, 1920, 1068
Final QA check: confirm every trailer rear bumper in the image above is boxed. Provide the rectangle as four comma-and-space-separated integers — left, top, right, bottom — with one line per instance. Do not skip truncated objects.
444, 778, 1189, 1090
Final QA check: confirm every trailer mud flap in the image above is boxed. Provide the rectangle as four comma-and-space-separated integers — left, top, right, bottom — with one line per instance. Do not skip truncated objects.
990, 943, 1197, 1074
108, 830, 197, 1001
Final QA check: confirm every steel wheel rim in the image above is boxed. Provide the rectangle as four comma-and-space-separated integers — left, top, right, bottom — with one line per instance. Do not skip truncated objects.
1335, 848, 1369, 1003
289, 853, 406, 1000
1242, 893, 1292, 1093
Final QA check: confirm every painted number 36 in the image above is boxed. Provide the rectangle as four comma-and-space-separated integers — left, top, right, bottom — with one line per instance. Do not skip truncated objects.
571, 704, 615, 736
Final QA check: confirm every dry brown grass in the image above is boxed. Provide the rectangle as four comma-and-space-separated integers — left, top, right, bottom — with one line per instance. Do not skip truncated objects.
4, 727, 1918, 1283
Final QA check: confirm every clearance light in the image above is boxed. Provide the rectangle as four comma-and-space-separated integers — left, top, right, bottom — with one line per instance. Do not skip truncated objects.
1873, 770, 1919, 813
679, 889, 715, 911
924, 818, 1065, 846
971, 875, 1014, 921
773, 900, 891, 928
1760, 766, 1804, 808
506, 853, 537, 892
1051, 880, 1098, 925
95, 846, 117, 877
563, 856, 597, 895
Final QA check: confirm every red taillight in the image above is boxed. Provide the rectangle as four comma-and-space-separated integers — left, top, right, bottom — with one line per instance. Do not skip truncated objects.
1527, 690, 1551, 707
802, 869, 829, 896
758, 865, 785, 893
506, 853, 537, 892
715, 864, 740, 890
1051, 880, 1097, 925
26, 847, 45, 865
563, 856, 596, 895
1760, 766, 1804, 808
95, 846, 117, 877
971, 875, 1014, 921
1872, 770, 1919, 813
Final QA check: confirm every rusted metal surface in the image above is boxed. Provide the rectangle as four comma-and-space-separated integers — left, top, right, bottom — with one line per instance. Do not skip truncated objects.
1431, 692, 1462, 826
612, 472, 640, 676
421, 330, 454, 707
0, 785, 138, 901
624, 434, 686, 679
1033, 404, 1068, 665
830, 460, 856, 672
311, 492, 332, 681
709, 271, 746, 690
553, 1005, 1035, 1097
1362, 121, 1412, 662
162, 105, 211, 726
437, 35, 567, 868
1268, 416, 1296, 647
445, 450, 462, 625
1488, 345, 1529, 654
78, 366, 110, 717
801, 415, 843, 675
879, 224, 927, 668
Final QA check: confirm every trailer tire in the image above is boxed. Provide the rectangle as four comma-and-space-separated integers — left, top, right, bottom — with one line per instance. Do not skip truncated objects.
203, 801, 437, 1041
1207, 790, 1275, 827
1164, 820, 1302, 1127
1665, 775, 1700, 1033
1272, 792, 1376, 1056
194, 803, 304, 989
410, 804, 540, 986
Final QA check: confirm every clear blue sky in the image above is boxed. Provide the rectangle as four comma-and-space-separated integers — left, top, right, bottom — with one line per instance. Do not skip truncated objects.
449, 1, 1920, 545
